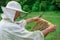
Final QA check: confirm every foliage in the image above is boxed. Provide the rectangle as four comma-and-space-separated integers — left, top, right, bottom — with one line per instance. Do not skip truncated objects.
48, 5, 55, 11
32, 2, 40, 12
0, 0, 60, 12
39, 1, 47, 11
23, 5, 30, 12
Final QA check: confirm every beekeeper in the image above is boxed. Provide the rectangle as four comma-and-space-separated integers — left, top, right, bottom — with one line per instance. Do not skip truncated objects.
0, 1, 56, 40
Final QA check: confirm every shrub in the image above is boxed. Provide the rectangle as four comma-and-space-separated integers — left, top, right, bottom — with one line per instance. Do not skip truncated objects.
23, 5, 30, 12
49, 5, 55, 11
39, 1, 47, 11
32, 2, 40, 12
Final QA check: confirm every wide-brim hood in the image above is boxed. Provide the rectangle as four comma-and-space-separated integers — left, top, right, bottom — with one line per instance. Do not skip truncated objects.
1, 6, 28, 13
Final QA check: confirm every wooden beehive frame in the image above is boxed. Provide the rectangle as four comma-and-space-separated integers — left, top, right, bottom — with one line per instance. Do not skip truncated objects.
31, 18, 54, 31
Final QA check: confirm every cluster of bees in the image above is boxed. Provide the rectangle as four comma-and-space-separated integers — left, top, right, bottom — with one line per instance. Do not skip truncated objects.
31, 18, 54, 31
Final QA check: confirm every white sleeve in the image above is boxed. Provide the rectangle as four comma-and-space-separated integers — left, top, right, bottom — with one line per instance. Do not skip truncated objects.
3, 21, 44, 40
29, 30, 44, 40
16, 19, 27, 28
4, 25, 44, 40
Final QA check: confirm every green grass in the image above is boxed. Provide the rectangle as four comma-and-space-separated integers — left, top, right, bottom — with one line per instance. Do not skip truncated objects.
0, 11, 60, 40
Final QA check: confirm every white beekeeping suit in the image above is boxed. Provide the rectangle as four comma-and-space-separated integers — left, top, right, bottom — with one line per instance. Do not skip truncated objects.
0, 1, 44, 40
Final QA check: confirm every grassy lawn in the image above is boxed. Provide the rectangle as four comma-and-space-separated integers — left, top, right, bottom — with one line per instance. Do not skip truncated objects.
0, 11, 60, 40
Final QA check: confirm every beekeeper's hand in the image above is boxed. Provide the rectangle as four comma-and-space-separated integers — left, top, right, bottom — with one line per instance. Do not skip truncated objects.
47, 25, 56, 32
32, 16, 40, 21
42, 25, 56, 37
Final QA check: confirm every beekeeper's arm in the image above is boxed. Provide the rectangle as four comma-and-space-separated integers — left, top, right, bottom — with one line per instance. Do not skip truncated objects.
42, 25, 56, 36
18, 19, 55, 37
26, 18, 56, 37
26, 17, 39, 23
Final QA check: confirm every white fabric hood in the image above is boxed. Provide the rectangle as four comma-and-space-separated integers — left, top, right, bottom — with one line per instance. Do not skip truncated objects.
1, 1, 28, 22
1, 7, 16, 22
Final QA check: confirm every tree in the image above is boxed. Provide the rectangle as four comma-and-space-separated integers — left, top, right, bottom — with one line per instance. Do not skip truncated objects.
32, 1, 40, 12
23, 5, 30, 12
39, 1, 47, 11
48, 5, 55, 11
0, 0, 6, 13
55, 0, 60, 10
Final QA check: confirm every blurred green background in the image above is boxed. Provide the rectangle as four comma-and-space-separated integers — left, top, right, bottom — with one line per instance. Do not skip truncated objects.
0, 0, 60, 40
0, 0, 60, 12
